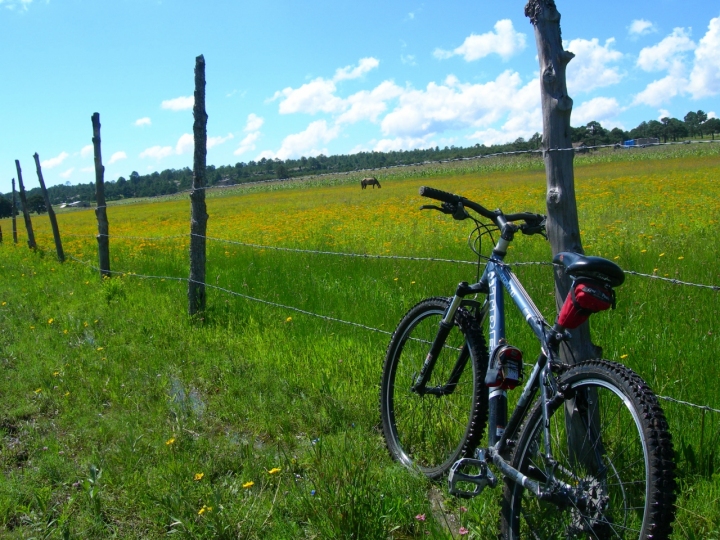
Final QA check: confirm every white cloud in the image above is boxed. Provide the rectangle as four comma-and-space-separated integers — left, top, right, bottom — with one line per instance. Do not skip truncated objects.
658, 109, 671, 120
689, 17, 720, 98
108, 151, 127, 164
235, 114, 264, 155
59, 168, 74, 179
333, 57, 379, 81
634, 74, 688, 106
80, 145, 94, 158
434, 20, 527, 62
708, 111, 717, 119
380, 71, 538, 139
629, 19, 656, 36
140, 145, 174, 160
1, 0, 33, 11
161, 96, 194, 111
336, 81, 405, 125
135, 117, 151, 127
41, 151, 69, 169
637, 27, 695, 72
261, 120, 340, 160
566, 38, 623, 94
273, 78, 344, 115
234, 132, 261, 156
175, 133, 194, 155
401, 54, 417, 66
573, 97, 623, 126
207, 133, 234, 150
244, 113, 264, 132
633, 27, 697, 107
373, 134, 436, 152
80, 166, 95, 173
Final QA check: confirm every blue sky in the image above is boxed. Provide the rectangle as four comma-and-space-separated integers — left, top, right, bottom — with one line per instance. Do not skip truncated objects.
1, 0, 719, 194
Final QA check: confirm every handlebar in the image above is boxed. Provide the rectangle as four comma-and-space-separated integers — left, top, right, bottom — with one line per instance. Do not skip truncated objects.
419, 186, 546, 236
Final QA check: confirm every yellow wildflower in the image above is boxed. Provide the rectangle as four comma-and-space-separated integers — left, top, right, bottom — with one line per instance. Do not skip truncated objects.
620, 354, 628, 359
194, 473, 204, 481
268, 467, 281, 475
678, 256, 684, 260
286, 317, 292, 322
166, 437, 176, 446
97, 347, 104, 351
243, 481, 254, 489
48, 318, 53, 324
34, 388, 42, 394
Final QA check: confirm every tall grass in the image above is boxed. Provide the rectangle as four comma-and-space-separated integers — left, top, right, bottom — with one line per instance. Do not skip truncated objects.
1, 144, 719, 538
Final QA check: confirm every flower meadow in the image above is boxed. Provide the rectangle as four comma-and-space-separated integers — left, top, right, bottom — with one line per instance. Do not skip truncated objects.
0, 144, 719, 538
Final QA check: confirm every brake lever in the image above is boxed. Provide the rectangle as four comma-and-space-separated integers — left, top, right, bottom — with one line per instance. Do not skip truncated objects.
420, 204, 449, 213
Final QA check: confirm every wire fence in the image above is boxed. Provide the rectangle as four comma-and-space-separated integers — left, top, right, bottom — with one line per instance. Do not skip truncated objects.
65, 246, 720, 416
6, 137, 720, 416
19, 138, 719, 210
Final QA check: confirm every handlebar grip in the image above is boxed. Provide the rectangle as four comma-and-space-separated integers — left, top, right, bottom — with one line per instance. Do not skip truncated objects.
419, 186, 461, 204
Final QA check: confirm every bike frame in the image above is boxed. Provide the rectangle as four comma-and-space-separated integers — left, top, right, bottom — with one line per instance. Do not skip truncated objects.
430, 237, 571, 497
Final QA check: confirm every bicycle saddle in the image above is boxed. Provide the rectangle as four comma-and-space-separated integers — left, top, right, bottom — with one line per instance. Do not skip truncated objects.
553, 251, 625, 287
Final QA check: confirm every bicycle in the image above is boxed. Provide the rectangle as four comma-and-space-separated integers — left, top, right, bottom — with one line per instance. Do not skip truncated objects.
379, 186, 676, 539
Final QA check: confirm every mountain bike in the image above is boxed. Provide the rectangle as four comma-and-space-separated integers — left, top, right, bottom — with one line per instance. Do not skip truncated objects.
379, 186, 676, 539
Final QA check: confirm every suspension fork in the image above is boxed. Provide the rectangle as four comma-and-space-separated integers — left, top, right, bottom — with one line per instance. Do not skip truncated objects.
411, 282, 484, 395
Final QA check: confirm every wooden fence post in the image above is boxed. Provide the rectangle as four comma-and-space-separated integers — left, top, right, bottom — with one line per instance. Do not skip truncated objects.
11, 178, 17, 244
14, 160, 36, 249
188, 54, 209, 316
526, 0, 603, 470
525, 0, 598, 362
91, 113, 111, 278
33, 153, 65, 262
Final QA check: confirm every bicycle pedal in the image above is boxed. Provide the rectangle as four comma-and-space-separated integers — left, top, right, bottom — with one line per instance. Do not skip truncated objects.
448, 457, 497, 499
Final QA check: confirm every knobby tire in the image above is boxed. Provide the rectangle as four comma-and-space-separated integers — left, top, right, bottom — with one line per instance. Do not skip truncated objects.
500, 359, 676, 540
380, 297, 489, 479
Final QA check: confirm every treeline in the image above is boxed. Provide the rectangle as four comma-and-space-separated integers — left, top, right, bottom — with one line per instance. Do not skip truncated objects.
2, 110, 719, 215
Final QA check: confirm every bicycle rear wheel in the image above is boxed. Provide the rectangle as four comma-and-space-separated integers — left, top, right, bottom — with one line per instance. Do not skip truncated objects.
380, 297, 488, 479
500, 360, 676, 539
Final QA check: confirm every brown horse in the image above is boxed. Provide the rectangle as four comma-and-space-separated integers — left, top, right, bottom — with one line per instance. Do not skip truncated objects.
361, 177, 381, 189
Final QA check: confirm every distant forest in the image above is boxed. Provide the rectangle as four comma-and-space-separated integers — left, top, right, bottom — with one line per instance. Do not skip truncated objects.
2, 110, 719, 217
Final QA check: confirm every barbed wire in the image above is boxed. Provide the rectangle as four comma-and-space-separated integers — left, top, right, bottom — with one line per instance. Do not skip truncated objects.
26, 139, 718, 210
656, 395, 720, 415
196, 234, 480, 266
23, 228, 720, 291
63, 255, 720, 416
624, 270, 720, 291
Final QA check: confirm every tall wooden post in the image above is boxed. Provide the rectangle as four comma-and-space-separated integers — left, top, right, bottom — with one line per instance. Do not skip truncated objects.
14, 160, 36, 249
525, 0, 599, 362
91, 113, 111, 278
526, 0, 603, 471
11, 178, 18, 244
188, 54, 209, 315
33, 153, 65, 262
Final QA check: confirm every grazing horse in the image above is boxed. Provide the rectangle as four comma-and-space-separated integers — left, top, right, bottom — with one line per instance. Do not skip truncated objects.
361, 177, 381, 189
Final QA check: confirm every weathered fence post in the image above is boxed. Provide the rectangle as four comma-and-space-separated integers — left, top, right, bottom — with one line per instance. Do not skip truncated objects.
525, 0, 601, 468
33, 153, 65, 262
525, 0, 597, 361
91, 113, 111, 278
11, 178, 18, 244
188, 54, 209, 316
14, 160, 36, 249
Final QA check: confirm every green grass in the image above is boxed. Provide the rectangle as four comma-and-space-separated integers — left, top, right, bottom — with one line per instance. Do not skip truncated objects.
1, 144, 719, 538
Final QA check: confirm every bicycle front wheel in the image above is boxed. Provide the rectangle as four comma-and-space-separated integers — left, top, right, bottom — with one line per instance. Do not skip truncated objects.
380, 297, 488, 479
500, 360, 676, 539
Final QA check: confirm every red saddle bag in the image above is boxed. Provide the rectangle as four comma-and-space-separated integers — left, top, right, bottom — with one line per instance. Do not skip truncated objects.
557, 279, 615, 329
